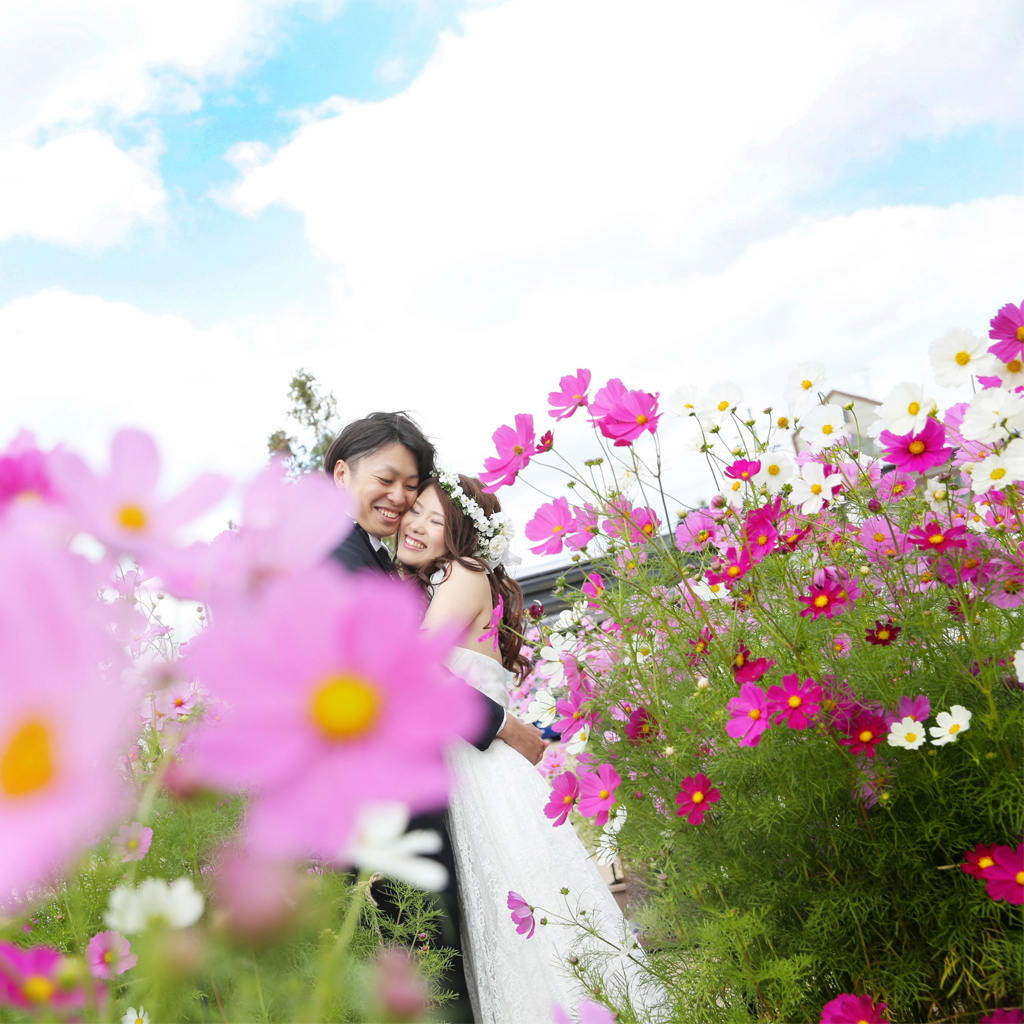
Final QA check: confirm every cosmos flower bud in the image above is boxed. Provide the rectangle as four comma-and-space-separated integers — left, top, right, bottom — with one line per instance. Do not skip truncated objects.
867, 498, 882, 512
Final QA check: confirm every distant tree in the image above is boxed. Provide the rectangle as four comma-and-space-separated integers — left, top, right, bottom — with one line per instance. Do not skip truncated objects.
267, 369, 339, 475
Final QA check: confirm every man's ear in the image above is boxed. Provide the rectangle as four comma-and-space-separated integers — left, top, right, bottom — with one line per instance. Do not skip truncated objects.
333, 459, 349, 489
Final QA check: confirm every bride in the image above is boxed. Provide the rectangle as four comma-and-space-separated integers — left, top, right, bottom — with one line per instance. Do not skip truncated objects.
396, 471, 663, 1024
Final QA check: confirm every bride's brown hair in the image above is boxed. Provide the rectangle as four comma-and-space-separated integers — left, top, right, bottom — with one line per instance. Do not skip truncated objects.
410, 475, 529, 680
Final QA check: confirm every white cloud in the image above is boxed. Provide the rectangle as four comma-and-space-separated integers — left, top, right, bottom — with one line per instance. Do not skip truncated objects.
0, 131, 165, 249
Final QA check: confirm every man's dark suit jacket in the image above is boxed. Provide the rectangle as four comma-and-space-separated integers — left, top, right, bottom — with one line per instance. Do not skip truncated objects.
329, 523, 506, 750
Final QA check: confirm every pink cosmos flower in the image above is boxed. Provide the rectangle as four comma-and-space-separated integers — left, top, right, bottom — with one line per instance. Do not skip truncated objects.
798, 576, 846, 621
984, 843, 1024, 904
0, 434, 61, 520
907, 520, 968, 554
706, 546, 752, 587
560, 502, 599, 551
675, 773, 720, 824
470, 597, 502, 655
372, 948, 429, 1020
894, 694, 930, 725
577, 763, 621, 827
859, 517, 908, 564
552, 686, 594, 742
960, 842, 1001, 880
543, 771, 580, 826
675, 509, 719, 552
184, 567, 482, 861
725, 458, 761, 483
588, 378, 660, 446
875, 469, 916, 503
525, 497, 576, 555
210, 844, 300, 940
49, 428, 230, 556
0, 524, 133, 898
988, 560, 1024, 608
879, 419, 953, 474
625, 707, 657, 743
988, 299, 1024, 363
552, 999, 617, 1024
820, 992, 888, 1024
839, 713, 887, 758
828, 633, 852, 658
767, 675, 821, 730
732, 645, 775, 685
507, 891, 536, 938
981, 1009, 1023, 1023
86, 929, 137, 979
0, 941, 88, 1011
688, 627, 713, 666
726, 684, 770, 747
112, 822, 153, 863
548, 369, 592, 420
743, 501, 781, 564
581, 573, 605, 608
479, 414, 535, 492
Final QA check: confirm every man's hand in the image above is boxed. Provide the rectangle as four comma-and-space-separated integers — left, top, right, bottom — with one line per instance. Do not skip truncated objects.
497, 715, 545, 765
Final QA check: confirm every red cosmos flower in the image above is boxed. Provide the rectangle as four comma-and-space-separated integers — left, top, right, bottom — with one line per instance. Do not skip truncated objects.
543, 771, 580, 826
984, 843, 1024, 905
865, 618, 901, 646
588, 378, 661, 447
525, 497, 576, 555
988, 299, 1024, 363
907, 520, 968, 554
548, 368, 592, 420
879, 418, 953, 474
479, 414, 535, 491
675, 773, 721, 824
839, 713, 887, 757
767, 674, 822, 730
688, 627, 713, 666
820, 993, 889, 1024
706, 546, 752, 587
960, 842, 1001, 880
732, 644, 775, 684
535, 430, 554, 453
625, 707, 657, 743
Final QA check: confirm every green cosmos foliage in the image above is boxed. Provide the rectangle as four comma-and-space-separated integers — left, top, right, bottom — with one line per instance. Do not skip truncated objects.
545, 453, 1023, 1021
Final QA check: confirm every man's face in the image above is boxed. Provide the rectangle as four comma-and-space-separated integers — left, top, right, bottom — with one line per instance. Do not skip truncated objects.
332, 442, 420, 538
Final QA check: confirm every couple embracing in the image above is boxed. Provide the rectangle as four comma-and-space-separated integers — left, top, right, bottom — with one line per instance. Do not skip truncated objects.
326, 412, 654, 1024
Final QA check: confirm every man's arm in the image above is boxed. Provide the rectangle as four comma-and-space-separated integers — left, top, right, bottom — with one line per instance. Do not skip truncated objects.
496, 713, 545, 765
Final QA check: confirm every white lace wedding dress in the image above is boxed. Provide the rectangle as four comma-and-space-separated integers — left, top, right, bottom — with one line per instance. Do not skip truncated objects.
445, 646, 665, 1024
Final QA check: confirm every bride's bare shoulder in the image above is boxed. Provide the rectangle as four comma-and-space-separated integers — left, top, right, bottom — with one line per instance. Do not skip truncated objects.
438, 558, 490, 593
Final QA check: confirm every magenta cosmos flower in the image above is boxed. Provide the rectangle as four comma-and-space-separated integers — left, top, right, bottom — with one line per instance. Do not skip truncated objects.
581, 572, 605, 607
767, 675, 822, 730
86, 929, 137, 979
907, 520, 968, 554
479, 414, 535, 492
878, 418, 953, 474
525, 497, 576, 555
184, 567, 483, 861
543, 771, 580, 826
0, 942, 90, 1011
988, 299, 1024, 363
839, 713, 887, 758
726, 683, 770, 748
577, 763, 621, 827
980, 1009, 1023, 1024
676, 773, 721, 824
113, 822, 153, 863
984, 843, 1024, 905
588, 378, 660, 446
625, 707, 657, 743
548, 368, 592, 420
0, 525, 134, 898
49, 428, 230, 557
477, 595, 503, 651
732, 645, 775, 685
707, 546, 752, 587
820, 992, 888, 1024
960, 842, 1001, 880
798, 576, 847, 621
507, 891, 536, 938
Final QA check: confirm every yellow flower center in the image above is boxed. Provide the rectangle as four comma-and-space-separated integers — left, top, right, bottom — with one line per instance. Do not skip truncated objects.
731, 481, 742, 492
768, 463, 780, 475
104, 950, 115, 963
691, 790, 705, 803
991, 467, 1007, 480
949, 723, 960, 734
1, 719, 55, 798
877, 629, 890, 641
709, 583, 722, 593
512, 445, 524, 455
858, 729, 874, 743
552, 524, 564, 533
563, 794, 573, 805
757, 534, 768, 546
801, 379, 812, 390
822, 424, 833, 435
814, 595, 829, 608
810, 483, 822, 495
908, 440, 926, 455
117, 504, 148, 531
929, 533, 944, 545
21, 976, 54, 1004
777, 416, 790, 428
893, 483, 904, 494
694, 642, 705, 654
127, 838, 139, 849
1007, 359, 1023, 373
978, 856, 995, 869
788, 695, 802, 708
907, 401, 920, 415
904, 731, 917, 743
717, 400, 729, 412
598, 789, 609, 800
636, 414, 648, 425
834, 641, 844, 651
954, 350, 970, 366
1017, 325, 1024, 341
727, 566, 740, 577
735, 653, 745, 667
1016, 870, 1024, 885
308, 675, 381, 741
748, 709, 761, 720
872, 531, 885, 542
697, 529, 709, 542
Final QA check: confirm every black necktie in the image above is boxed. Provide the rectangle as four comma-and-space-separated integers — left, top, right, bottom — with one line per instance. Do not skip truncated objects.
374, 542, 394, 573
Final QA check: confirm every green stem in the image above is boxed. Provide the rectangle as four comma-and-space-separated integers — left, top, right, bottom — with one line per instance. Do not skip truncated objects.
306, 871, 370, 1021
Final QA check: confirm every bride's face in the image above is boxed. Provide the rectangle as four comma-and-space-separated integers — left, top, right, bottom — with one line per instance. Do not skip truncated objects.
397, 485, 448, 567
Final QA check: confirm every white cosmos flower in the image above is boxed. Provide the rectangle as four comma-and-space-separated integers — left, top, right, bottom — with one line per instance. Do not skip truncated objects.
706, 381, 743, 423
752, 450, 794, 493
922, 480, 951, 513
668, 384, 706, 419
930, 329, 996, 387
790, 462, 831, 513
959, 387, 1024, 444
929, 705, 972, 746
869, 383, 937, 437
342, 802, 446, 891
970, 438, 1024, 494
799, 404, 848, 452
785, 362, 826, 408
596, 805, 628, 865
886, 716, 926, 751
685, 578, 727, 602
565, 722, 590, 755
991, 354, 1024, 390
528, 689, 558, 728
122, 1008, 150, 1024
1014, 643, 1024, 684
105, 877, 204, 934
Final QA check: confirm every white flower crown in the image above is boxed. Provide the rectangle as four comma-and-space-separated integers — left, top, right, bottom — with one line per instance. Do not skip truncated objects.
436, 470, 521, 571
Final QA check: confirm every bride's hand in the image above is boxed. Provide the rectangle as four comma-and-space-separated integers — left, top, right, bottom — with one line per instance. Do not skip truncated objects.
497, 715, 545, 765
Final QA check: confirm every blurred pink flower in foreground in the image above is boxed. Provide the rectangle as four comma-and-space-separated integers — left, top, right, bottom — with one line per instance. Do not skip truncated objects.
0, 941, 88, 1011
0, 524, 133, 898
552, 998, 617, 1023
112, 822, 153, 863
185, 567, 481, 860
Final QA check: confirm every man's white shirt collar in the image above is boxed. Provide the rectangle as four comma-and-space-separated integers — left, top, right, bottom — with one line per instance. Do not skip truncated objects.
357, 522, 384, 552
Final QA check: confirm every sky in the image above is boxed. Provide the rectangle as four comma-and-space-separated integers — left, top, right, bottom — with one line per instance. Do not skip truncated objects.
2, 0, 1023, 565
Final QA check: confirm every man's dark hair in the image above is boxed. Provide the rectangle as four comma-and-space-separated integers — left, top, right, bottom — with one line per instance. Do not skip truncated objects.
322, 411, 436, 481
